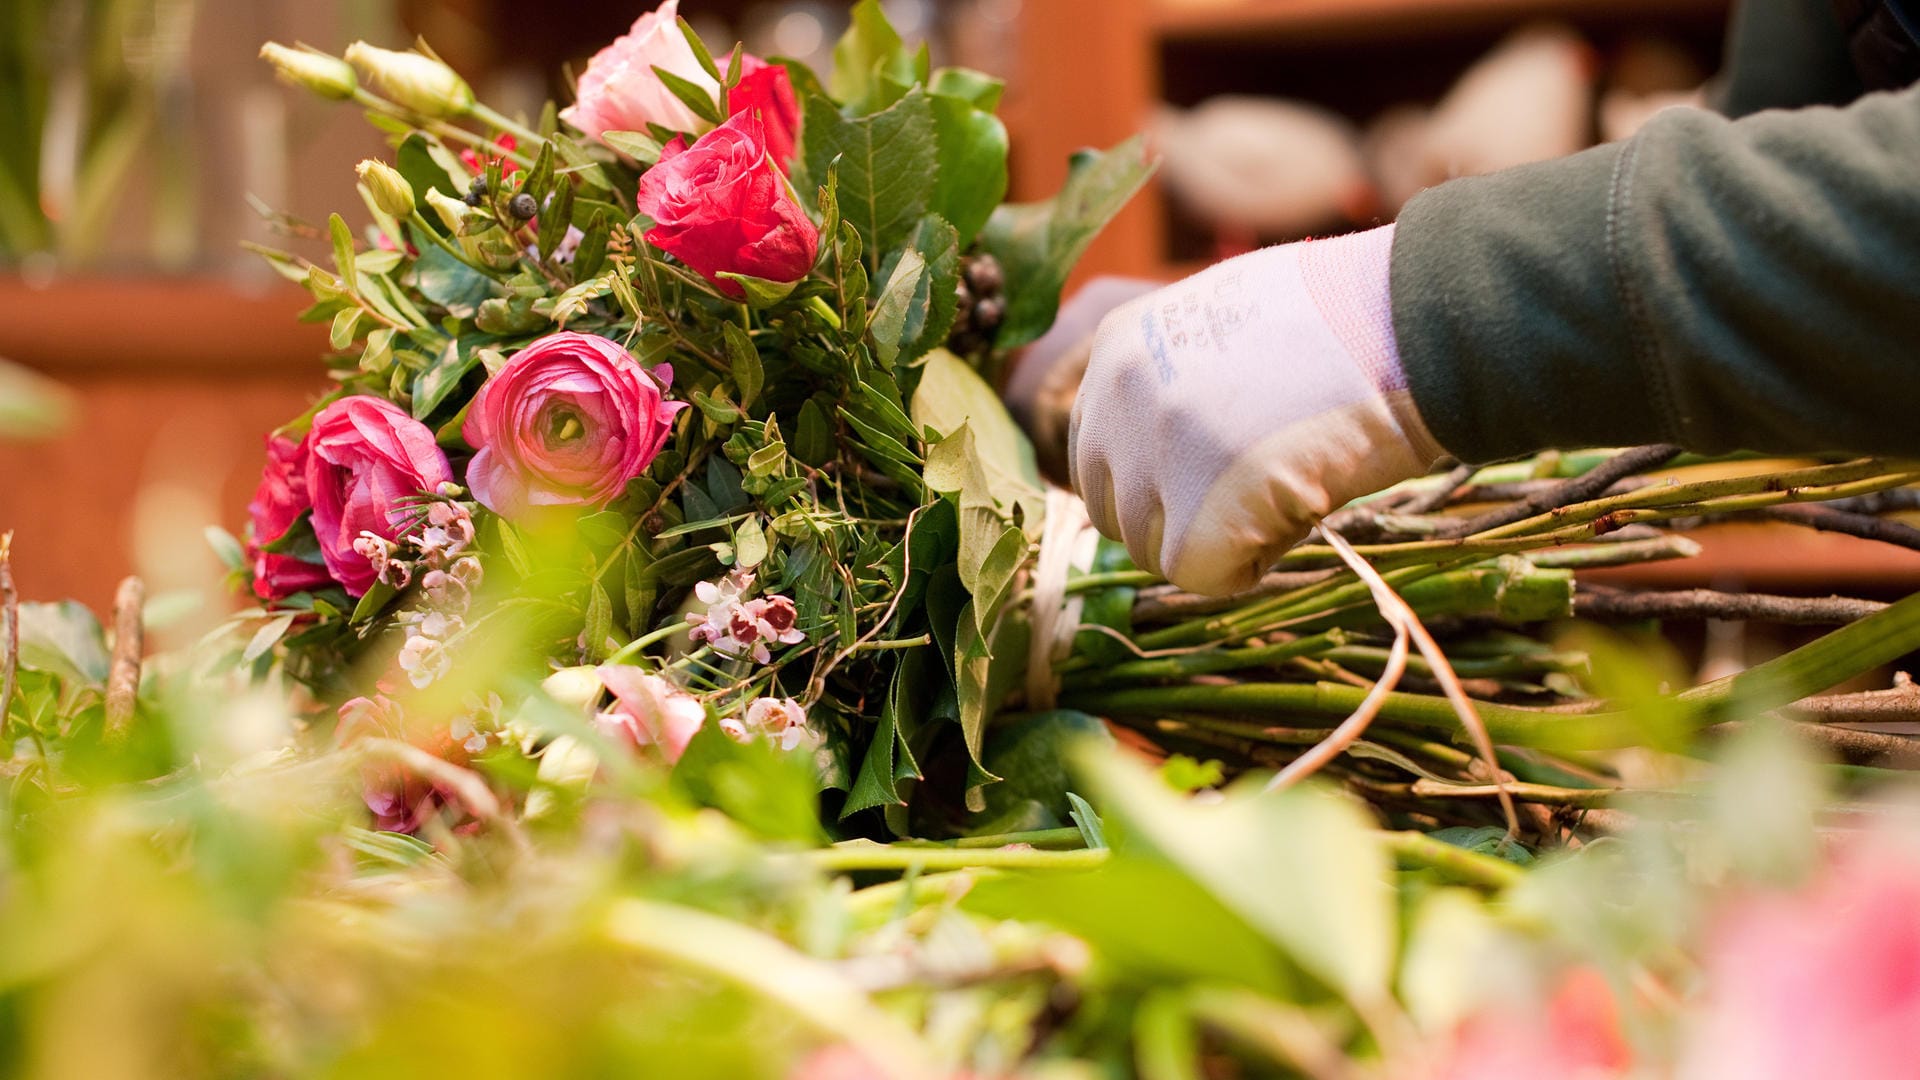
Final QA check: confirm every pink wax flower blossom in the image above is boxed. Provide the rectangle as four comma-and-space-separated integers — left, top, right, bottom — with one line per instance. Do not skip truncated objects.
686, 570, 806, 664
1428, 968, 1631, 1080
633, 110, 820, 298
560, 0, 719, 140
1678, 843, 1920, 1080
462, 332, 686, 518
594, 664, 706, 763
245, 432, 336, 601
304, 396, 454, 597
744, 696, 813, 751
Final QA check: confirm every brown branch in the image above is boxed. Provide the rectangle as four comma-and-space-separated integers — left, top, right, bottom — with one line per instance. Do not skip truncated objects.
1705, 719, 1920, 768
1451, 475, 1658, 504
1442, 444, 1683, 537
1573, 585, 1886, 626
1398, 461, 1479, 515
0, 533, 15, 731
103, 575, 145, 742
1746, 504, 1920, 552
1787, 673, 1920, 725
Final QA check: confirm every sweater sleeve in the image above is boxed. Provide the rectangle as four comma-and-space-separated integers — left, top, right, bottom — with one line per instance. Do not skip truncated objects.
1711, 0, 1862, 117
1389, 77, 1920, 463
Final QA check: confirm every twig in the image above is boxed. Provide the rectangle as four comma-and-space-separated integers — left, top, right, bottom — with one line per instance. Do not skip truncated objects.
1378, 829, 1525, 889
1442, 444, 1682, 537
1452, 475, 1658, 503
1746, 504, 1920, 552
1788, 673, 1920, 725
1396, 461, 1479, 515
0, 533, 15, 732
1574, 586, 1886, 625
103, 575, 145, 742
1703, 720, 1920, 768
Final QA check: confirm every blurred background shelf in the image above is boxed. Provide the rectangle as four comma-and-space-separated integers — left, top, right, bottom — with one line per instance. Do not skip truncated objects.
1148, 0, 1730, 42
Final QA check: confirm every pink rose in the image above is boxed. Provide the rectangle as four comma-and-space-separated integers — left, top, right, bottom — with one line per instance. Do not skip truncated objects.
462, 332, 686, 517
731, 55, 800, 167
560, 0, 719, 141
246, 432, 336, 601
595, 665, 705, 764
634, 111, 820, 297
304, 396, 454, 597
1679, 843, 1920, 1080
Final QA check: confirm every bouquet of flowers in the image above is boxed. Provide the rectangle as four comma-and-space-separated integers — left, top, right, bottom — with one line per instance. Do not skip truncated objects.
242, 2, 1920, 846
243, 1, 1153, 835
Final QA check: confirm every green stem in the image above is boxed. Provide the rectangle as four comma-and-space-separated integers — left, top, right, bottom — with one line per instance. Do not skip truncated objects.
468, 102, 545, 148
805, 294, 843, 330
902, 827, 1087, 850
603, 620, 688, 666
803, 840, 1109, 873
1064, 569, 1163, 594
1380, 831, 1526, 890
1059, 631, 1347, 690
408, 210, 499, 278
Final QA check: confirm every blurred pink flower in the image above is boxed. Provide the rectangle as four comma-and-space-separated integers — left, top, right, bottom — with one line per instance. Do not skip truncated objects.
595, 664, 706, 764
336, 693, 474, 834
1679, 845, 1920, 1080
245, 432, 336, 601
1429, 968, 1630, 1080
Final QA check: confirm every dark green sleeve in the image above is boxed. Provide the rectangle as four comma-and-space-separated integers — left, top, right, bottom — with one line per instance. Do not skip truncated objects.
1390, 78, 1920, 463
1710, 0, 1861, 116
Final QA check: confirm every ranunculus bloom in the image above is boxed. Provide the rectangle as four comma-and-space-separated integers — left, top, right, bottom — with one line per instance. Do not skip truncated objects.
634, 110, 820, 298
462, 332, 686, 517
560, 0, 719, 140
595, 665, 705, 764
1679, 844, 1920, 1080
731, 55, 800, 167
336, 693, 474, 834
305, 396, 454, 597
246, 433, 335, 601
1430, 968, 1630, 1080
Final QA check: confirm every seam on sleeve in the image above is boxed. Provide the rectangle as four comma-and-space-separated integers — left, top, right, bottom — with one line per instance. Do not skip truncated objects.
1605, 131, 1686, 445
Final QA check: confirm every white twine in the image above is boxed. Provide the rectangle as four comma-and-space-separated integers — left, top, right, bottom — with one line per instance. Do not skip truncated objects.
1025, 489, 1099, 710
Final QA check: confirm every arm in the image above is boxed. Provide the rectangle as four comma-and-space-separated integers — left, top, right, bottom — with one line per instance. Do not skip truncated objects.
1391, 77, 1920, 462
1711, 0, 1861, 117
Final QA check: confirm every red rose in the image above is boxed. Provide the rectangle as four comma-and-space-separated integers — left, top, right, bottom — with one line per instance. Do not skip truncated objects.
245, 433, 335, 601
634, 110, 819, 298
304, 396, 454, 597
730, 56, 800, 167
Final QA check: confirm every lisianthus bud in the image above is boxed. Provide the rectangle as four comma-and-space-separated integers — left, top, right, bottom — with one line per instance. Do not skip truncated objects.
356, 159, 415, 218
259, 42, 358, 100
344, 42, 473, 118
423, 188, 470, 232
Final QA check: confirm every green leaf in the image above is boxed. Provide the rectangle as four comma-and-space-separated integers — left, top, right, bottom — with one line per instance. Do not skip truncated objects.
600, 130, 665, 165
1067, 792, 1106, 849
868, 247, 924, 369
843, 661, 911, 816
927, 94, 1008, 245
828, 0, 917, 112
15, 602, 110, 685
518, 140, 556, 206
930, 66, 1004, 111
676, 16, 723, 81
583, 582, 614, 662
978, 710, 1114, 826
412, 339, 481, 420
652, 64, 723, 126
912, 349, 1043, 508
978, 136, 1157, 348
350, 580, 400, 624
802, 90, 937, 269
734, 518, 770, 569
329, 213, 357, 292
721, 323, 764, 408
397, 132, 462, 209
241, 612, 299, 664
204, 525, 246, 573
793, 399, 834, 467
1073, 747, 1398, 1006
412, 242, 494, 317
715, 272, 798, 308
537, 177, 575, 260
572, 208, 612, 280
328, 307, 363, 351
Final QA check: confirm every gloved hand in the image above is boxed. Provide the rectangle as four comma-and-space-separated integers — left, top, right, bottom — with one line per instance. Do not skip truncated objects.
1068, 224, 1445, 597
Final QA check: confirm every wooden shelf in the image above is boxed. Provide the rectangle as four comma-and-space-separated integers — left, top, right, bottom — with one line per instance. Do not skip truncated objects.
0, 276, 324, 375
1151, 0, 1730, 43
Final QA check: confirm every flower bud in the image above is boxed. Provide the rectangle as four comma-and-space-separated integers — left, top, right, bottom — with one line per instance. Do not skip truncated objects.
424, 188, 471, 232
259, 42, 358, 100
343, 42, 473, 118
355, 159, 415, 218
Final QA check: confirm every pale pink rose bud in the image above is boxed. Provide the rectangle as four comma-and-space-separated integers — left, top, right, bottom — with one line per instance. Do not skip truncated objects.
559, 0, 719, 141
356, 159, 415, 218
259, 42, 357, 101
344, 41, 474, 118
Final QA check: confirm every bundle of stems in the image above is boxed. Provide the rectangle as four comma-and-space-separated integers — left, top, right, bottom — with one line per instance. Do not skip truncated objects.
1051, 449, 1920, 840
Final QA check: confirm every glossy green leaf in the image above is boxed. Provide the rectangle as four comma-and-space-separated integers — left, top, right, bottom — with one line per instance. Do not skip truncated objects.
802, 90, 936, 268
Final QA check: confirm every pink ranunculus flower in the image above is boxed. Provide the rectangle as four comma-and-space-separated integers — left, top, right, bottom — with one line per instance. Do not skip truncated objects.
462, 332, 686, 518
731, 55, 801, 167
594, 665, 706, 764
245, 432, 336, 601
634, 110, 820, 298
304, 396, 454, 597
560, 0, 719, 141
1679, 843, 1920, 1080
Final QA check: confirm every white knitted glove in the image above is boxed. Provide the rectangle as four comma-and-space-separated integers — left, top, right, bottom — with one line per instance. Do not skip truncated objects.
1068, 224, 1444, 597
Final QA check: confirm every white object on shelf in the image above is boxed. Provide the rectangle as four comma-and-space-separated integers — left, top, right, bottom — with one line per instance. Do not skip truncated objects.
1151, 96, 1375, 239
